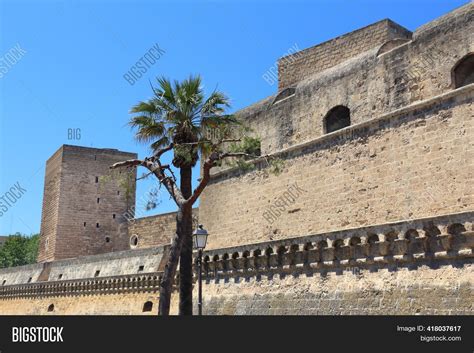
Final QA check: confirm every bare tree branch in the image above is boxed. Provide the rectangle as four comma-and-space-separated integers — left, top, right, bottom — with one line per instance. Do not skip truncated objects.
111, 155, 185, 206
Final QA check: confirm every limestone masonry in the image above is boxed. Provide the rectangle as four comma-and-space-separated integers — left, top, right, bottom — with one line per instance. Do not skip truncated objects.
0, 3, 472, 315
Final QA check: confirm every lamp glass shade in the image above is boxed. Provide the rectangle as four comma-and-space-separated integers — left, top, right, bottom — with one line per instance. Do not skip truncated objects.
193, 227, 208, 249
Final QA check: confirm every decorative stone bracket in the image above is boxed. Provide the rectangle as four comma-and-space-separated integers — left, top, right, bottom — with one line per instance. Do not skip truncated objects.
198, 212, 473, 279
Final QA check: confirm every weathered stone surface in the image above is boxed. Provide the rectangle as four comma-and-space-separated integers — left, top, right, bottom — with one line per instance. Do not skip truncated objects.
1, 3, 472, 315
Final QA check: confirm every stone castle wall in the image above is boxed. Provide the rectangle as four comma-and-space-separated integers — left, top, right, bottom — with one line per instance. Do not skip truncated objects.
38, 145, 137, 262
0, 4, 471, 316
201, 86, 473, 250
235, 3, 473, 156
0, 246, 168, 286
200, 3, 474, 250
277, 19, 412, 89
127, 209, 198, 249
0, 212, 471, 315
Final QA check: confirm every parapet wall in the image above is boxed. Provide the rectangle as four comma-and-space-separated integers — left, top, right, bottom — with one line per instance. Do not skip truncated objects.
0, 246, 168, 286
0, 212, 471, 314
278, 19, 412, 89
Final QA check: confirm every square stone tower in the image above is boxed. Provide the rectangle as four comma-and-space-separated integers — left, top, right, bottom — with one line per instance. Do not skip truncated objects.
37, 145, 137, 262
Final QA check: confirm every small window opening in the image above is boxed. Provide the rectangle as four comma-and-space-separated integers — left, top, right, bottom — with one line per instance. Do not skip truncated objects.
95, 176, 99, 183
138, 265, 144, 272
94, 270, 100, 277
117, 190, 120, 195
58, 274, 63, 280
452, 53, 474, 88
96, 223, 100, 228
83, 222, 86, 227
130, 235, 139, 248
47, 304, 54, 312
27, 277, 32, 283
112, 214, 116, 219
142, 301, 153, 312
105, 237, 110, 243
97, 198, 100, 203
324, 105, 351, 133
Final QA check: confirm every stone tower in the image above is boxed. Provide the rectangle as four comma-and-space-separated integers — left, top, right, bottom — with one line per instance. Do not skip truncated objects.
37, 145, 137, 262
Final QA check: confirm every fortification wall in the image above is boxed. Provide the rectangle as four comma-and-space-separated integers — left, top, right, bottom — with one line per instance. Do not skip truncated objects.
128, 208, 198, 249
236, 3, 472, 156
196, 211, 473, 314
0, 246, 168, 285
0, 212, 471, 315
0, 292, 161, 315
277, 19, 412, 89
201, 85, 473, 249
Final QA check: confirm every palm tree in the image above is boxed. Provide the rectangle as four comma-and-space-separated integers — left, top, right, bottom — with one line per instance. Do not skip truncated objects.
129, 75, 235, 315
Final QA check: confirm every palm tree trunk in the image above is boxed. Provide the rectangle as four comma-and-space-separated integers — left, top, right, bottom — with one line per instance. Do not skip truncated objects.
179, 166, 194, 315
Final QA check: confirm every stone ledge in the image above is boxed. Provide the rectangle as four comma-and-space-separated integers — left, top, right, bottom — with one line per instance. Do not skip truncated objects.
210, 83, 474, 181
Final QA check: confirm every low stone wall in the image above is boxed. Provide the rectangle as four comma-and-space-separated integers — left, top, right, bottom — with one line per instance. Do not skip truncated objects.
0, 246, 168, 285
0, 212, 471, 315
196, 211, 473, 315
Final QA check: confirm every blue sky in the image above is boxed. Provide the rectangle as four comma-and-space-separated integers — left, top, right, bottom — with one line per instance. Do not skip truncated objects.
0, 0, 468, 235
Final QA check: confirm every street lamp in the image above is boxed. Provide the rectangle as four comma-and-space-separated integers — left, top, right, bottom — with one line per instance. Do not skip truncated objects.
193, 224, 208, 316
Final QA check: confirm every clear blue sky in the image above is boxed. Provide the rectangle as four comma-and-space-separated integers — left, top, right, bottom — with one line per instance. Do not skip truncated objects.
0, 0, 468, 235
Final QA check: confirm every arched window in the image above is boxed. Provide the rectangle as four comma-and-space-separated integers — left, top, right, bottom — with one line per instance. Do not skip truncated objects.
452, 53, 474, 88
47, 304, 55, 312
324, 106, 350, 133
142, 301, 153, 312
130, 234, 139, 248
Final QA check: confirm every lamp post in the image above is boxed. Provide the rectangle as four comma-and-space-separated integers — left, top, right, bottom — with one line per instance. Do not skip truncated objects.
193, 224, 208, 316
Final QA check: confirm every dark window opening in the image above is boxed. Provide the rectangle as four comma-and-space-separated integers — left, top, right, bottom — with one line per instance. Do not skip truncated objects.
97, 198, 100, 203
83, 222, 86, 227
324, 105, 351, 133
142, 301, 153, 312
112, 214, 116, 219
94, 270, 100, 277
117, 191, 120, 195
58, 274, 63, 280
47, 304, 54, 312
96, 223, 100, 228
27, 277, 32, 283
2, 280, 5, 286
273, 87, 296, 104
105, 237, 110, 243
95, 176, 99, 183
130, 235, 139, 248
453, 53, 474, 88
138, 265, 144, 272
